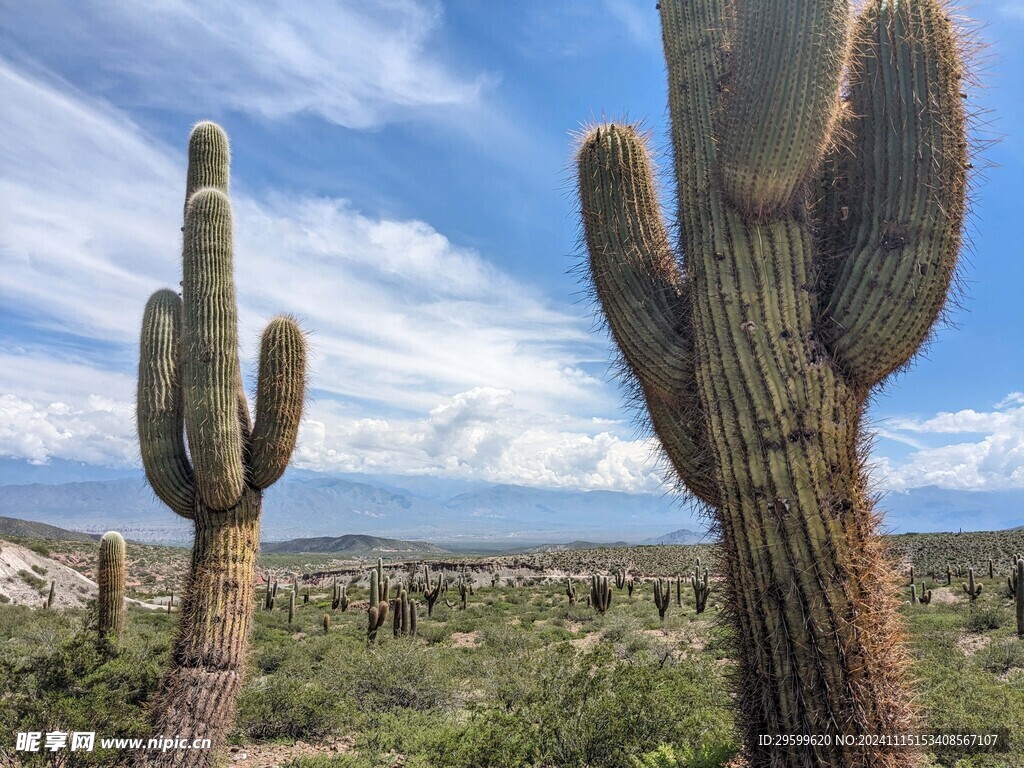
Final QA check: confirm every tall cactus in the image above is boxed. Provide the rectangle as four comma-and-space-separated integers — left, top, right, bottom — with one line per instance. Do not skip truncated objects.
653, 578, 671, 622
1015, 559, 1024, 639
97, 531, 125, 642
962, 567, 983, 601
137, 122, 307, 766
574, 2, 969, 763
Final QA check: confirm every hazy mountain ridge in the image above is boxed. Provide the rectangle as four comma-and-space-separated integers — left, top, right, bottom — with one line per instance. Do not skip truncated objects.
263, 534, 448, 554
0, 459, 1018, 544
0, 515, 100, 543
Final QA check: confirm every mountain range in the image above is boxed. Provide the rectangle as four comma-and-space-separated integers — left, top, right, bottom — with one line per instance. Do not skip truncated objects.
0, 459, 1019, 546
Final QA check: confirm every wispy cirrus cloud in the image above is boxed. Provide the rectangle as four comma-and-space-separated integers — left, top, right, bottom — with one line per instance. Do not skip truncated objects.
0, 58, 660, 492
2, 0, 492, 130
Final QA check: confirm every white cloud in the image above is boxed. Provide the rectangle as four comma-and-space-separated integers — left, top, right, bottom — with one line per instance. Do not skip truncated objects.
3, 1, 490, 130
874, 395, 1024, 491
0, 60, 609, 420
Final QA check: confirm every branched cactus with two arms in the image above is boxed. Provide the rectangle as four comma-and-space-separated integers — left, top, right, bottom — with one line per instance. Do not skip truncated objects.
137, 122, 307, 767
575, 1, 969, 765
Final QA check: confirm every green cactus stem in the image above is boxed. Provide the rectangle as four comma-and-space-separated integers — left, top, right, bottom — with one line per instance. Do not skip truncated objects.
566, 577, 577, 605
590, 574, 612, 614
691, 567, 711, 614
947, 565, 954, 586
909, 585, 917, 606
423, 566, 442, 616
44, 580, 55, 610
457, 574, 469, 610
918, 588, 932, 606
576, 2, 970, 756
675, 574, 683, 607
1014, 560, 1024, 638
367, 566, 389, 643
988, 559, 994, 580
653, 578, 672, 622
97, 531, 125, 642
962, 568, 983, 601
137, 122, 307, 767
614, 569, 626, 589
909, 565, 915, 586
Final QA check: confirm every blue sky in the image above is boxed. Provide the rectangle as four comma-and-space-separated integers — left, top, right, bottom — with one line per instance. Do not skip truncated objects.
0, 0, 1021, 496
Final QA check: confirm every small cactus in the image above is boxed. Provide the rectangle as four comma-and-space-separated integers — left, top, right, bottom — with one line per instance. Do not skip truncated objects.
590, 574, 612, 614
918, 588, 933, 606
566, 577, 577, 605
962, 568, 982, 601
653, 578, 671, 621
423, 565, 442, 616
44, 580, 56, 609
288, 589, 296, 625
1014, 559, 1023, 638
909, 584, 917, 605
97, 531, 126, 642
691, 566, 711, 614
626, 577, 635, 598
367, 564, 389, 643
909, 565, 915, 586
322, 613, 330, 633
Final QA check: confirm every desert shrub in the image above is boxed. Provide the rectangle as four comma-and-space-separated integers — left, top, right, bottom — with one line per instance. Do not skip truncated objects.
978, 638, 1024, 676
965, 606, 1007, 633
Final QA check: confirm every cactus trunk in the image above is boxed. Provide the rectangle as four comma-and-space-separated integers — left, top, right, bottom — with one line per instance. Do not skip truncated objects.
146, 502, 259, 759
575, 1, 969, 763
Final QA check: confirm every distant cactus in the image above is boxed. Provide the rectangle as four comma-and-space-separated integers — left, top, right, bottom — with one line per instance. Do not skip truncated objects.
332, 579, 350, 612
322, 613, 330, 633
909, 565, 915, 586
1014, 560, 1023, 638
988, 559, 994, 580
367, 561, 390, 643
566, 577, 577, 605
423, 565, 442, 616
137, 122, 307, 765
675, 574, 682, 607
626, 577, 635, 598
457, 574, 469, 610
909, 585, 917, 606
946, 565, 953, 586
653, 578, 671, 621
918, 588, 932, 606
614, 569, 626, 589
288, 589, 296, 625
691, 566, 710, 614
392, 589, 415, 637
962, 568, 983, 601
590, 574, 612, 614
97, 531, 125, 642
44, 580, 55, 610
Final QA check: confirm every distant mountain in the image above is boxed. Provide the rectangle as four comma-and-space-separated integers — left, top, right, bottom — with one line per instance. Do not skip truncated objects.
643, 528, 707, 545
0, 515, 100, 543
0, 470, 698, 545
508, 540, 632, 554
263, 534, 448, 555
0, 458, 1018, 544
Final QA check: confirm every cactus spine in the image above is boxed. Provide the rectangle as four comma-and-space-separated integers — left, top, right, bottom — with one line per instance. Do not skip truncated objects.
962, 568, 983, 601
97, 531, 125, 642
653, 578, 671, 621
137, 122, 307, 765
574, 5, 968, 756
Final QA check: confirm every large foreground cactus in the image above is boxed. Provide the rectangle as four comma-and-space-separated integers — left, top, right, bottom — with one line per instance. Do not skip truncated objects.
137, 122, 307, 767
575, 2, 969, 765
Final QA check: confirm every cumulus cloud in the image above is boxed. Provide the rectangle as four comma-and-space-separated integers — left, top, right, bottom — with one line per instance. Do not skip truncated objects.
873, 394, 1024, 491
2, 0, 490, 130
293, 388, 663, 492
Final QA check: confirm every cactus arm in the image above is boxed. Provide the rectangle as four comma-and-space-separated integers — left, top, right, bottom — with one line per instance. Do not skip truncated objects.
138, 289, 196, 519
817, 0, 968, 387
181, 188, 246, 511
717, 0, 851, 216
576, 124, 716, 505
250, 316, 307, 489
